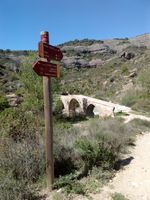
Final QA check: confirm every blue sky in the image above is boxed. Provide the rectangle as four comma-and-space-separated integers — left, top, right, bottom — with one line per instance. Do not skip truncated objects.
0, 0, 150, 50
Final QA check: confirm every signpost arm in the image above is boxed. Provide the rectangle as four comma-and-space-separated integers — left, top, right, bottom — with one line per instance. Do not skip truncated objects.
41, 31, 54, 190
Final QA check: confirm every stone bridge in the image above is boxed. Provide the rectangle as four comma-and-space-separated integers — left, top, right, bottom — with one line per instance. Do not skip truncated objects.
60, 95, 131, 118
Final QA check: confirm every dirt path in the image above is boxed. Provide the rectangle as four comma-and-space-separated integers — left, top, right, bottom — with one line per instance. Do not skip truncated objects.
82, 132, 150, 200
123, 113, 150, 123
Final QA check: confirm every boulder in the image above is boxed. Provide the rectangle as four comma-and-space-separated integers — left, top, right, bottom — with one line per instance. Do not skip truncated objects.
121, 52, 135, 60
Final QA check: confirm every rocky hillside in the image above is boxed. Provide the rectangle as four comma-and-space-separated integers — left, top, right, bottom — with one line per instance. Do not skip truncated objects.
59, 34, 150, 112
0, 50, 29, 93
0, 33, 150, 112
60, 33, 150, 69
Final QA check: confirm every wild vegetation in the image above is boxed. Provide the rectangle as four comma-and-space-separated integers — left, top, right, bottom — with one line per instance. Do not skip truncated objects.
0, 34, 150, 199
111, 192, 129, 200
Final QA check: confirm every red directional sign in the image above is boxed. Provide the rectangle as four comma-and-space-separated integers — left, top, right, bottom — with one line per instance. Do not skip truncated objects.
32, 60, 59, 77
38, 41, 63, 61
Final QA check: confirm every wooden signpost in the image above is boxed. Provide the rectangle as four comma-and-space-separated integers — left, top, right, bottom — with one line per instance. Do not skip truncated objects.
32, 31, 63, 190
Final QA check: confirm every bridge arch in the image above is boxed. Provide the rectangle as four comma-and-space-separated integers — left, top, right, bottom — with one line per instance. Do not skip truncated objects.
86, 104, 95, 117
69, 98, 81, 117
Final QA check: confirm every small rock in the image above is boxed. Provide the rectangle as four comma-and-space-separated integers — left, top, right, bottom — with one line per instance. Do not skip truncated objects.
6, 93, 21, 107
128, 71, 137, 78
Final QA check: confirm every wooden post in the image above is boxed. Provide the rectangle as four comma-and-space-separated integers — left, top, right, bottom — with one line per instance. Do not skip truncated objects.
41, 31, 54, 190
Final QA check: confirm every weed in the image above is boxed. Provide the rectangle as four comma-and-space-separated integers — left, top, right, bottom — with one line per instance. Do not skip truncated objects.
52, 192, 67, 200
0, 94, 9, 111
0, 136, 44, 200
112, 192, 129, 200
121, 89, 138, 107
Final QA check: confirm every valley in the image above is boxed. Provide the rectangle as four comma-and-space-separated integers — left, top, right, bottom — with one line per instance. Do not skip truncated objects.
0, 33, 150, 200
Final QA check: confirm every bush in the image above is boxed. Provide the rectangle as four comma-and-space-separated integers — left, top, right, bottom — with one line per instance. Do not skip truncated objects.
0, 136, 45, 182
64, 181, 85, 194
74, 118, 138, 171
121, 64, 129, 74
128, 118, 150, 132
54, 145, 77, 177
0, 176, 38, 200
133, 98, 150, 112
53, 126, 81, 178
112, 192, 129, 200
52, 117, 141, 194
53, 95, 64, 119
75, 134, 122, 174
75, 138, 98, 171
0, 100, 46, 199
0, 94, 9, 111
17, 53, 43, 111
0, 107, 44, 139
18, 53, 61, 112
138, 66, 150, 91
54, 174, 85, 195
0, 136, 44, 200
121, 89, 138, 107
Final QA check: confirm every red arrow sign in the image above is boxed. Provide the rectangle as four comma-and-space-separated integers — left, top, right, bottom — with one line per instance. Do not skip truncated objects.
32, 60, 59, 77
38, 41, 63, 61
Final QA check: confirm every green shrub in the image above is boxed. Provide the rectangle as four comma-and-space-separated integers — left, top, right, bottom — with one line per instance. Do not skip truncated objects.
64, 181, 85, 194
0, 137, 45, 182
75, 135, 122, 173
53, 95, 64, 119
75, 138, 98, 170
18, 53, 43, 111
121, 89, 139, 107
0, 94, 9, 111
112, 192, 129, 200
54, 175, 85, 195
52, 117, 142, 194
138, 66, 150, 91
132, 98, 150, 112
120, 63, 150, 111
73, 118, 136, 176
0, 176, 38, 200
0, 107, 44, 139
128, 118, 150, 132
52, 192, 67, 200
54, 145, 77, 177
121, 64, 128, 74
0, 136, 44, 200
54, 117, 139, 179
18, 53, 60, 112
